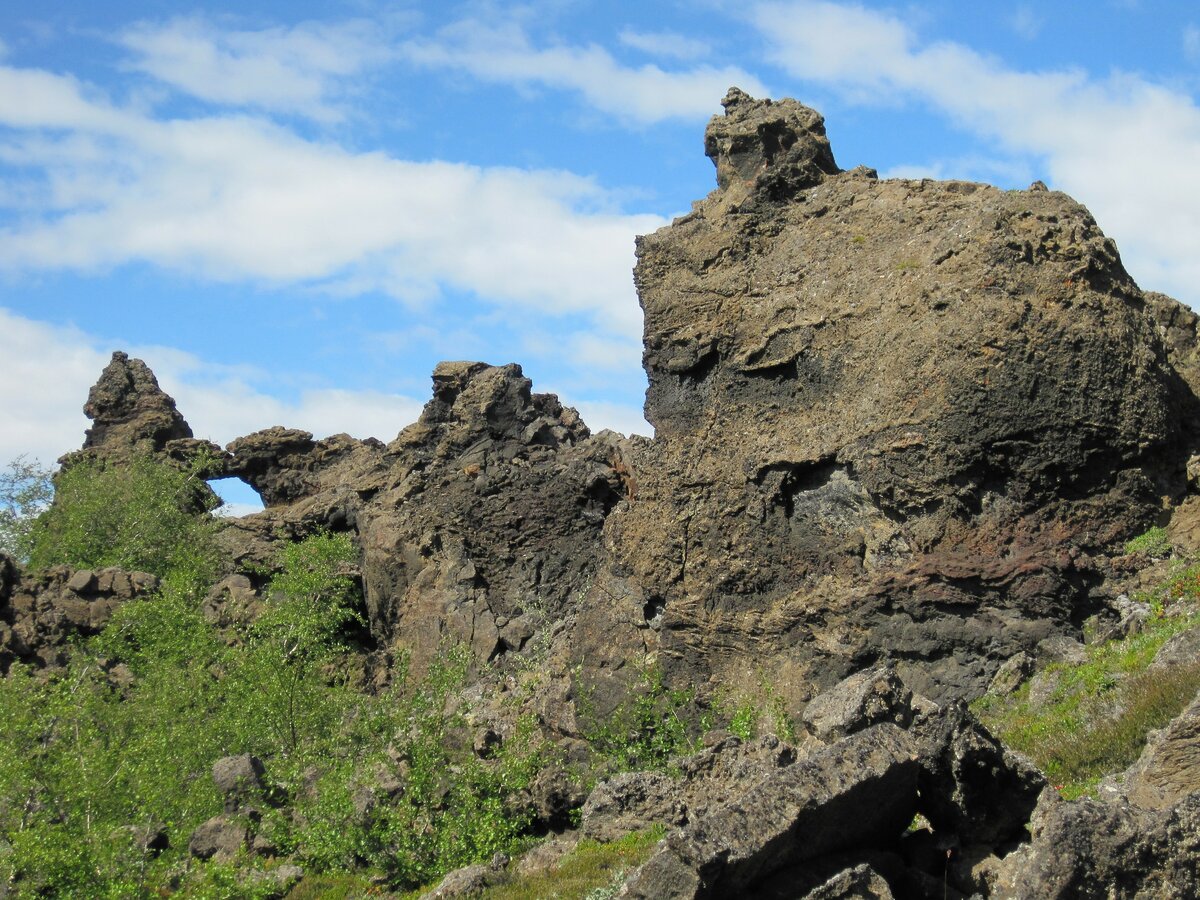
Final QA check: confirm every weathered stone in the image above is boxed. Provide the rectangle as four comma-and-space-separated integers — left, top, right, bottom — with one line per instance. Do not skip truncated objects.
581, 770, 683, 841
999, 792, 1200, 899
913, 703, 1045, 846
212, 754, 266, 811
77, 350, 192, 457
66, 570, 96, 594
1150, 627, 1200, 673
987, 651, 1034, 696
801, 663, 918, 742
573, 88, 1196, 711
798, 863, 895, 899
623, 725, 919, 899
418, 862, 494, 899
188, 814, 249, 862
1123, 689, 1200, 809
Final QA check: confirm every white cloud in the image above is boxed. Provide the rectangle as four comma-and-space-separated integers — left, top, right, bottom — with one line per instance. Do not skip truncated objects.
118, 16, 390, 121
403, 19, 768, 124
1009, 6, 1043, 40
0, 308, 425, 467
1185, 24, 1200, 62
0, 310, 107, 465
618, 28, 711, 61
752, 0, 1200, 307
0, 62, 663, 339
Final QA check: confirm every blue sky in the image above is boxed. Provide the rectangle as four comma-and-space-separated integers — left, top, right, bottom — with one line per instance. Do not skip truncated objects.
2, 1, 1199, 512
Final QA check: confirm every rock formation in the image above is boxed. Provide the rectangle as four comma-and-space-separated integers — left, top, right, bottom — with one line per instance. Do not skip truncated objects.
572, 87, 1199, 709
10, 88, 1200, 897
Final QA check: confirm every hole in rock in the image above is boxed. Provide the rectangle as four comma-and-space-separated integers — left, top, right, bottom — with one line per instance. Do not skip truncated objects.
208, 478, 265, 518
643, 595, 666, 622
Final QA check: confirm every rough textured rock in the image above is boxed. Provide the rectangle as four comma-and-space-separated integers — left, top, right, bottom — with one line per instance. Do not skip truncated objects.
357, 362, 630, 672
573, 87, 1198, 708
1123, 689, 1200, 809
800, 663, 925, 742
212, 754, 267, 812
912, 703, 1045, 847
419, 853, 509, 899
581, 734, 796, 841
0, 564, 158, 672
998, 792, 1200, 899
188, 814, 250, 862
622, 724, 919, 899
77, 351, 194, 458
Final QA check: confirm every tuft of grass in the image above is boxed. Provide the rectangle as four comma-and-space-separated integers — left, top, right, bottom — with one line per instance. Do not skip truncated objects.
1125, 526, 1171, 558
485, 828, 664, 900
286, 873, 385, 899
975, 609, 1200, 798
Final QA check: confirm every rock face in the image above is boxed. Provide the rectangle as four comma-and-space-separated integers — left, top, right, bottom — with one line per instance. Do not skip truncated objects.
623, 724, 920, 899
78, 351, 193, 458
0, 562, 158, 671
574, 88, 1198, 706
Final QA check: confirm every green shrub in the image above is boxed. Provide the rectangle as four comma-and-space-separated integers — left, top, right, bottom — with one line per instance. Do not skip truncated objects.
26, 453, 221, 597
1125, 526, 1171, 558
581, 664, 710, 775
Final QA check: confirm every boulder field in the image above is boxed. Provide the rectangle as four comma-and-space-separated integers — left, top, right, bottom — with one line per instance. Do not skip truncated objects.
6, 90, 1200, 896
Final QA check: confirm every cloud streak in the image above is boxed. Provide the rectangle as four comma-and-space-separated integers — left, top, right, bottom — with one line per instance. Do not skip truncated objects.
403, 19, 768, 125
751, 0, 1200, 306
118, 16, 391, 121
0, 59, 663, 339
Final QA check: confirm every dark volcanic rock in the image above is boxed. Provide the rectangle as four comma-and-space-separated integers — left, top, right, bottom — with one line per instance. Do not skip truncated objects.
997, 792, 1200, 899
622, 724, 919, 899
355, 362, 631, 672
574, 88, 1199, 707
79, 351, 193, 457
0, 564, 159, 672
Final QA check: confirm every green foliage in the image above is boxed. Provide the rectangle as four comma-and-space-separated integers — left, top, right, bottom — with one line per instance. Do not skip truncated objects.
425, 827, 664, 900
287, 645, 548, 889
25, 453, 221, 597
236, 532, 363, 755
1125, 526, 1171, 558
0, 456, 54, 562
975, 607, 1200, 798
581, 664, 709, 775
714, 676, 795, 743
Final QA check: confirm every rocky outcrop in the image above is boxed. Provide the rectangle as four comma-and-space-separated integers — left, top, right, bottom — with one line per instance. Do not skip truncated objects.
0, 562, 158, 671
1122, 688, 1200, 810
996, 792, 1200, 899
572, 88, 1199, 708
78, 351, 193, 457
623, 724, 920, 899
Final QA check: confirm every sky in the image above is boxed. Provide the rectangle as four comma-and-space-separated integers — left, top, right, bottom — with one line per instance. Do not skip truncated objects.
3, 0, 1200, 513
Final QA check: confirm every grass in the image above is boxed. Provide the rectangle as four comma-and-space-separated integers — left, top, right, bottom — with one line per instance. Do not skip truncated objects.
391, 828, 665, 900
485, 828, 664, 900
285, 874, 387, 899
1125, 525, 1171, 558
975, 605, 1200, 798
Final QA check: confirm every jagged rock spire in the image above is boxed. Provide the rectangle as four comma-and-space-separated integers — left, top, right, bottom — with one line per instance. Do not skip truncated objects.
80, 351, 193, 455
704, 87, 841, 201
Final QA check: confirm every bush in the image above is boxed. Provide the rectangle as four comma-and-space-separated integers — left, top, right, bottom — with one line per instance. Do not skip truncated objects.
25, 453, 221, 596
581, 663, 710, 775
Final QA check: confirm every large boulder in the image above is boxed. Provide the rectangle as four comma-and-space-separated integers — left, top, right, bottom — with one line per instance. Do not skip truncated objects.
997, 792, 1200, 899
622, 724, 920, 899
574, 88, 1199, 707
